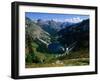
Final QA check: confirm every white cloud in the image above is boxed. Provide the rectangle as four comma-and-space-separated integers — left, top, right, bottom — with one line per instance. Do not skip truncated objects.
65, 17, 82, 23
52, 18, 63, 22
42, 17, 85, 23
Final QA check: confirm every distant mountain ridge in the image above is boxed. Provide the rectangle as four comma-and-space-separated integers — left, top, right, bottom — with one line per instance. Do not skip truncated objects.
36, 19, 74, 35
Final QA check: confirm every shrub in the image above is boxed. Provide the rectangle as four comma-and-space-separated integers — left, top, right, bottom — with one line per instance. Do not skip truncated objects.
26, 53, 33, 63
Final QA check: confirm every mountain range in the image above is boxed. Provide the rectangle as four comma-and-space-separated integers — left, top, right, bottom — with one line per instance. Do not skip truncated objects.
26, 17, 89, 52
36, 19, 74, 35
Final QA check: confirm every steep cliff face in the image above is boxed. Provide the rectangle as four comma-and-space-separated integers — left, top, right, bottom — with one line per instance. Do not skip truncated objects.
58, 19, 89, 48
25, 17, 51, 42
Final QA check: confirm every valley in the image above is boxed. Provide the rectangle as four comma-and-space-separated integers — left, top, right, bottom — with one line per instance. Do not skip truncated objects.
25, 16, 89, 68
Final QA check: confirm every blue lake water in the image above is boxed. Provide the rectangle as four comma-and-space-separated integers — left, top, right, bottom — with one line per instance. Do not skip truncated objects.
48, 42, 66, 54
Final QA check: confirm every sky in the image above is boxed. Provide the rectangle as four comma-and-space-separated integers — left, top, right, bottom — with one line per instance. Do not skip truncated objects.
25, 12, 89, 23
